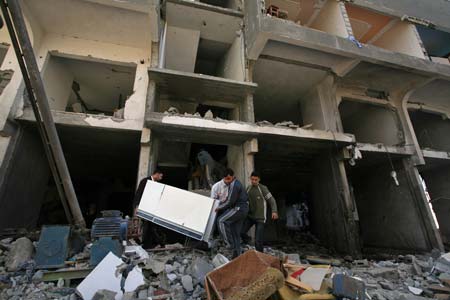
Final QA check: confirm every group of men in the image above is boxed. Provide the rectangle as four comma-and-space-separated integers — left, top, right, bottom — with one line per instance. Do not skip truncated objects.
135, 167, 278, 259
211, 168, 278, 258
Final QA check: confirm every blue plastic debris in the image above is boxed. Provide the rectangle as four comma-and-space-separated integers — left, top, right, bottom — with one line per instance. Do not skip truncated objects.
348, 35, 363, 48
333, 274, 366, 300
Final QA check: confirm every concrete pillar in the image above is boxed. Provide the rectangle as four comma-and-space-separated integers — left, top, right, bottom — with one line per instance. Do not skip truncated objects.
136, 128, 152, 185
136, 41, 160, 188
388, 86, 443, 250
301, 75, 342, 132
389, 88, 425, 165
242, 93, 255, 123
312, 151, 361, 256
243, 138, 258, 186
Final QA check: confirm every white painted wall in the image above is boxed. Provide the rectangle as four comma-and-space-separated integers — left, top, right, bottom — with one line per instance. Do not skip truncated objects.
310, 0, 348, 38
42, 57, 74, 111
217, 34, 245, 81
373, 22, 425, 59
164, 26, 200, 73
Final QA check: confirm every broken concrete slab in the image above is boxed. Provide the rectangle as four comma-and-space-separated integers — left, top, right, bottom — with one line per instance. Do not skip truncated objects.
365, 267, 399, 280
181, 275, 193, 292
92, 289, 117, 300
5, 237, 34, 271
190, 257, 214, 284
212, 253, 229, 268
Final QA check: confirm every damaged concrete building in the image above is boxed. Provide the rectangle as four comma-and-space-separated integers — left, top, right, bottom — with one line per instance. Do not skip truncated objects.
0, 0, 450, 257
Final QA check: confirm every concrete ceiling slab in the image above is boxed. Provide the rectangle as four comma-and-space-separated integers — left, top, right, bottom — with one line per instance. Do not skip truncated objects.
409, 79, 450, 113
145, 112, 354, 146
351, 0, 450, 32
253, 57, 327, 123
149, 67, 256, 102
54, 56, 136, 112
165, 0, 243, 44
342, 62, 429, 92
24, 0, 153, 48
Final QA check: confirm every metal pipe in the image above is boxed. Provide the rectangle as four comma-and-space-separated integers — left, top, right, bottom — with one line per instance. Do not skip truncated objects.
2, 0, 85, 228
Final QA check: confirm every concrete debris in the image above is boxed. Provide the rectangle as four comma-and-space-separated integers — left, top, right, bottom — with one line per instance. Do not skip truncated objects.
332, 274, 366, 300
409, 285, 424, 295
181, 275, 193, 292
204, 110, 213, 119
5, 237, 34, 272
256, 120, 273, 126
92, 289, 117, 300
165, 106, 180, 115
275, 121, 300, 128
2, 230, 450, 300
190, 257, 214, 284
211, 253, 229, 268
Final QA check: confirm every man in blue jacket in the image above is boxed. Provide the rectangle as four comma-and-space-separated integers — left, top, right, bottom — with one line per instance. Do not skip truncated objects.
215, 168, 249, 258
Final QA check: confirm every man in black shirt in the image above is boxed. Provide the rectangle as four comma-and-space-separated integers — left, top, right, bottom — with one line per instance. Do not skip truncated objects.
133, 168, 163, 247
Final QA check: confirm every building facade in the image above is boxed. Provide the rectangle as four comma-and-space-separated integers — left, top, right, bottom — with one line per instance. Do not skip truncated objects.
0, 0, 449, 255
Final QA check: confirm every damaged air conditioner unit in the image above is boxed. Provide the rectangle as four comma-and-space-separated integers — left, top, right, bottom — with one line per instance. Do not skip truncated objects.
136, 181, 219, 244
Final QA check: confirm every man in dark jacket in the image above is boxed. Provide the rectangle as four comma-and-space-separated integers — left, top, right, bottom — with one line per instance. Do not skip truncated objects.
216, 168, 249, 258
133, 168, 163, 247
241, 171, 278, 252
133, 168, 163, 209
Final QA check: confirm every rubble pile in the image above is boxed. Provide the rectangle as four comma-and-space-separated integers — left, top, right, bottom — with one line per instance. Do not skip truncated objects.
1, 233, 450, 300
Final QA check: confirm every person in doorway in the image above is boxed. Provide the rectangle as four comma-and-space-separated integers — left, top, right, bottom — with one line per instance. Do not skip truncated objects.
133, 168, 163, 209
241, 171, 278, 252
216, 168, 249, 258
